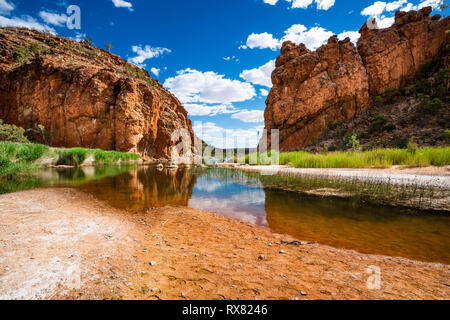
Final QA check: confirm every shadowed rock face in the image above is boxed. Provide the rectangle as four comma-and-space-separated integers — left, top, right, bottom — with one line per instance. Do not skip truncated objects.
0, 28, 194, 160
265, 7, 450, 151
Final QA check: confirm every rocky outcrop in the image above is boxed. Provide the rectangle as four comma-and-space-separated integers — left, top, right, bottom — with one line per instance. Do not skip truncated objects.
265, 7, 450, 151
0, 28, 195, 161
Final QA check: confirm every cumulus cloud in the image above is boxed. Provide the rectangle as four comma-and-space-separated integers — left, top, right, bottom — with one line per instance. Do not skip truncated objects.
231, 109, 265, 123
241, 23, 338, 51
150, 67, 160, 77
286, 0, 335, 10
128, 45, 171, 67
184, 104, 238, 117
0, 15, 54, 32
0, 0, 14, 14
260, 88, 269, 96
240, 32, 280, 50
164, 68, 256, 104
282, 24, 334, 50
240, 60, 275, 88
38, 11, 67, 27
338, 30, 360, 43
112, 0, 133, 10
193, 122, 263, 149
263, 0, 280, 4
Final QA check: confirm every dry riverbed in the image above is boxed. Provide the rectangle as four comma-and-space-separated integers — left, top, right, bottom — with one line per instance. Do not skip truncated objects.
0, 188, 449, 300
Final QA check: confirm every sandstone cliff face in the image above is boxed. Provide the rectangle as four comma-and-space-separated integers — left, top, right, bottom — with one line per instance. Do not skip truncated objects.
0, 28, 194, 161
265, 7, 450, 151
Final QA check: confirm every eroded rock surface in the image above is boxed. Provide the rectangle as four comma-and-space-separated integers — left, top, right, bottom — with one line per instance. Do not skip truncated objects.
0, 28, 194, 161
265, 7, 450, 151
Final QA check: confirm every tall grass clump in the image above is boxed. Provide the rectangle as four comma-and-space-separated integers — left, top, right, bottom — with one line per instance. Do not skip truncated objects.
56, 148, 89, 166
0, 142, 49, 177
94, 149, 139, 164
248, 147, 450, 168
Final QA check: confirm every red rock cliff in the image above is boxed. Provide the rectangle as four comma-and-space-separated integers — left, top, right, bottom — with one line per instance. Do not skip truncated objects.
0, 28, 195, 161
265, 7, 450, 151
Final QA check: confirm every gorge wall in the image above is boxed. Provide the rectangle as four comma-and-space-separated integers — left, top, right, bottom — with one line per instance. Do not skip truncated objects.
264, 7, 450, 151
0, 28, 194, 161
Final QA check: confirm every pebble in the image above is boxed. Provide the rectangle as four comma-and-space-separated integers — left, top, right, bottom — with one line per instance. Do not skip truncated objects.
258, 254, 265, 260
149, 261, 157, 266
232, 285, 237, 288
301, 291, 308, 296
279, 250, 285, 254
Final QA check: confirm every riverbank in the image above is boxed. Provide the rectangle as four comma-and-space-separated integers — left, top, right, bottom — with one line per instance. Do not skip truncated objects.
0, 188, 448, 300
0, 142, 139, 178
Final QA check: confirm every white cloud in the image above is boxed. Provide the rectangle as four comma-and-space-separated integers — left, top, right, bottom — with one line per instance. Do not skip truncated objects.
193, 122, 262, 149
241, 32, 280, 50
231, 109, 265, 123
0, 0, 14, 14
0, 15, 54, 33
315, 0, 336, 10
288, 0, 314, 9
184, 104, 238, 117
282, 24, 334, 50
112, 0, 133, 10
150, 67, 160, 77
128, 45, 171, 67
338, 30, 360, 44
164, 68, 256, 104
240, 59, 275, 88
361, 1, 388, 15
260, 88, 269, 96
285, 0, 335, 10
263, 0, 280, 4
38, 11, 67, 27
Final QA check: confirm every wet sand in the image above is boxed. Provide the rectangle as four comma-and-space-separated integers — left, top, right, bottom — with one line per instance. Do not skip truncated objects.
0, 188, 449, 300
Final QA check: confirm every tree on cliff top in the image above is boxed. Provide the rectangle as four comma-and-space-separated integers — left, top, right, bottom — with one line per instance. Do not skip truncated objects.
440, 0, 449, 17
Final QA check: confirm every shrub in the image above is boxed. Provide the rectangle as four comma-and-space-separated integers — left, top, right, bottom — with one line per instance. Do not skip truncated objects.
444, 130, 450, 141
80, 36, 93, 46
383, 87, 399, 103
14, 43, 48, 63
0, 120, 29, 143
346, 134, 361, 152
369, 114, 387, 133
56, 148, 89, 166
423, 98, 443, 114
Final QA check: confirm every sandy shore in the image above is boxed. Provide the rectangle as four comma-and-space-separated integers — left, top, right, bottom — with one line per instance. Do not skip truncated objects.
0, 188, 449, 300
230, 165, 450, 189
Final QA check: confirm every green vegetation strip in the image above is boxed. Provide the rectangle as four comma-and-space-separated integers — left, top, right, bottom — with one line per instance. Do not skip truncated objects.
245, 147, 450, 168
0, 142, 139, 178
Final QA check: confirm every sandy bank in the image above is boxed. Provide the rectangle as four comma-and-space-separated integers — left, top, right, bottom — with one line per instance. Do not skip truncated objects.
0, 189, 449, 300
228, 165, 450, 189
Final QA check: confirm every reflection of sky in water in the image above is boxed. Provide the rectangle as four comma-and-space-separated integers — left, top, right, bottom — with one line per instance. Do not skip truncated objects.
189, 176, 268, 226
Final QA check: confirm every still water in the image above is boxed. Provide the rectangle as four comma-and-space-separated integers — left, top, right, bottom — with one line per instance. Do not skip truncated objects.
2, 165, 449, 264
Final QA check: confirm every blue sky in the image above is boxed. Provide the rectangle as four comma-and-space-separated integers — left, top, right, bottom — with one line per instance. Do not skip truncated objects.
0, 0, 444, 148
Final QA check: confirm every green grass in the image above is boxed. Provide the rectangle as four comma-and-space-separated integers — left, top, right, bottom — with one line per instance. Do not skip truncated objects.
245, 147, 450, 168
0, 142, 49, 177
0, 142, 139, 178
94, 149, 139, 164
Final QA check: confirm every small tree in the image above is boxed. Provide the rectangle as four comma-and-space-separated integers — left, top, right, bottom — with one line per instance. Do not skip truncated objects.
105, 42, 112, 52
80, 36, 93, 46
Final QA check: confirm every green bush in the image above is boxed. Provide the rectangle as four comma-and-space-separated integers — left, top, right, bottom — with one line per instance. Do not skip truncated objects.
0, 120, 29, 143
14, 43, 48, 63
423, 98, 443, 114
369, 114, 388, 133
56, 148, 89, 166
443, 130, 450, 141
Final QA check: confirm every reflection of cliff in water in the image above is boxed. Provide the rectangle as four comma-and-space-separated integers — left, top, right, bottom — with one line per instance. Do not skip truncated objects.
263, 188, 450, 264
77, 166, 197, 212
